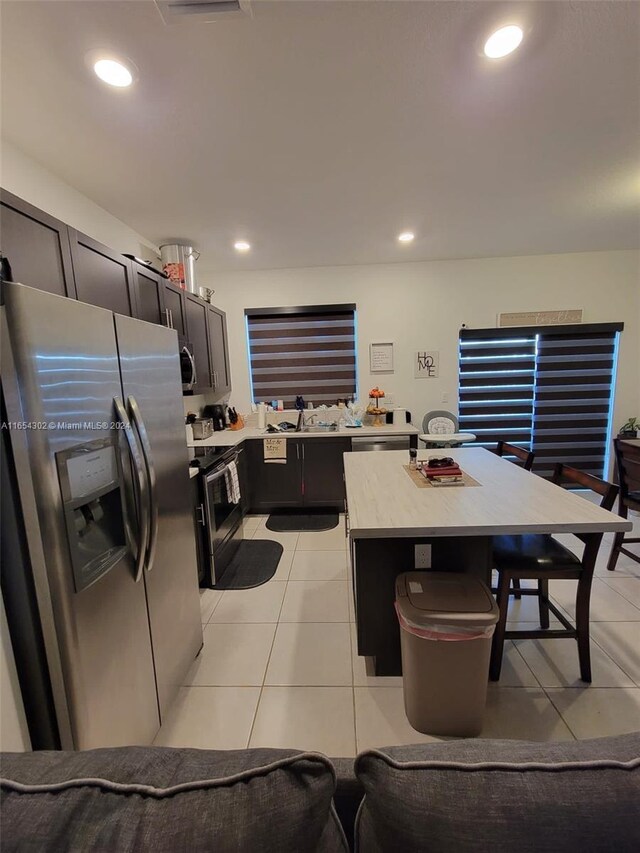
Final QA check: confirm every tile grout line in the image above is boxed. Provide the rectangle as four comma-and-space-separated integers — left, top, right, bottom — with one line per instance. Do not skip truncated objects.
509, 639, 544, 690
542, 686, 578, 740
588, 628, 640, 687
596, 575, 640, 611
244, 532, 307, 748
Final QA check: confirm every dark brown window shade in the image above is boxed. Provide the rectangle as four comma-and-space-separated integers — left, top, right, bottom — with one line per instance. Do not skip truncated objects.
458, 335, 537, 450
531, 331, 619, 478
246, 306, 357, 407
459, 323, 622, 480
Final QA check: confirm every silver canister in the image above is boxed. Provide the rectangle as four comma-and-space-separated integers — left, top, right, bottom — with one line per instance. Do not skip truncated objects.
160, 243, 200, 294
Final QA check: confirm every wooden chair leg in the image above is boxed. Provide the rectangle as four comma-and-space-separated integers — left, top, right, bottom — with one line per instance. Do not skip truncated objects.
575, 574, 593, 683
511, 578, 522, 600
490, 572, 511, 681
607, 502, 628, 572
538, 578, 550, 629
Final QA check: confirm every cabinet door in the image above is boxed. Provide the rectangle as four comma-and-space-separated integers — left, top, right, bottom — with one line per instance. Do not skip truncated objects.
245, 439, 303, 511
302, 437, 351, 508
185, 293, 213, 391
69, 230, 137, 316
134, 265, 167, 326
0, 190, 76, 298
163, 282, 188, 338
207, 305, 231, 394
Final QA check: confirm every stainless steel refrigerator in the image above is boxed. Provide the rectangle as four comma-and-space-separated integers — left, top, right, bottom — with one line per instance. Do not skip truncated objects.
1, 281, 203, 750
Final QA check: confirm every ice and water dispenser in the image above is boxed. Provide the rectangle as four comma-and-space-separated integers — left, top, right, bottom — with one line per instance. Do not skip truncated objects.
56, 437, 129, 592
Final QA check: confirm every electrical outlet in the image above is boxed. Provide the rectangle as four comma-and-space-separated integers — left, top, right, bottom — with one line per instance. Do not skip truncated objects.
414, 544, 431, 569
441, 392, 449, 403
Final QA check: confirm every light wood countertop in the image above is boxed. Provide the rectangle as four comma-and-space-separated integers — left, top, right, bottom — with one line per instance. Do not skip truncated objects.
344, 447, 632, 539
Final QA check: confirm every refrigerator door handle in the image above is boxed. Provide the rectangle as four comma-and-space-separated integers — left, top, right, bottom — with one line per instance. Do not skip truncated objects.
128, 396, 159, 574
114, 397, 149, 583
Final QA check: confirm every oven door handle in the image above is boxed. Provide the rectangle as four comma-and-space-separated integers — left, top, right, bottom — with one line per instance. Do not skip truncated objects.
114, 397, 149, 583
206, 466, 229, 484
182, 345, 196, 389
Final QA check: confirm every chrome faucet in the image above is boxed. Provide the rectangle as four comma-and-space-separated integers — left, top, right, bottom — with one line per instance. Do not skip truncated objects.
295, 410, 318, 432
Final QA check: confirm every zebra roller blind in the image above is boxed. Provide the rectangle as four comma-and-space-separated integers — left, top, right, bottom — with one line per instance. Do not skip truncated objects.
246, 304, 357, 407
459, 323, 622, 479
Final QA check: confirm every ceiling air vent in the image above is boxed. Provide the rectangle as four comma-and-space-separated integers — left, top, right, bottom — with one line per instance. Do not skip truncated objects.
154, 0, 252, 25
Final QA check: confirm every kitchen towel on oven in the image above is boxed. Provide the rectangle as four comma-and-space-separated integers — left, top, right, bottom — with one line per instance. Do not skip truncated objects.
224, 461, 242, 504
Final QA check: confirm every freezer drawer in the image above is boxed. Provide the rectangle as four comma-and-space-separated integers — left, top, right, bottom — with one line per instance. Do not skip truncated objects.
351, 435, 410, 452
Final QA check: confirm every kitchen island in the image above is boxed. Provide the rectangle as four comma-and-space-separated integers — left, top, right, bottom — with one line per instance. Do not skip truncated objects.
344, 447, 632, 675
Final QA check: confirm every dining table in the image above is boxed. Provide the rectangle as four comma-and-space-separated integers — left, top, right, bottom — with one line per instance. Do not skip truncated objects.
344, 447, 632, 675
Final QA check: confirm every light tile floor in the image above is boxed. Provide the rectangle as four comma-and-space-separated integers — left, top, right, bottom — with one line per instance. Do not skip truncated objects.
155, 508, 640, 756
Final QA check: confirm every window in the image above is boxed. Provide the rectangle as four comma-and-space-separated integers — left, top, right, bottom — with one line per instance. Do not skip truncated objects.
245, 304, 357, 408
458, 322, 623, 479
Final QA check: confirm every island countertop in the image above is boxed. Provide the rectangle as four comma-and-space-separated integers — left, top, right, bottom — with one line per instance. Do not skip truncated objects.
344, 447, 632, 539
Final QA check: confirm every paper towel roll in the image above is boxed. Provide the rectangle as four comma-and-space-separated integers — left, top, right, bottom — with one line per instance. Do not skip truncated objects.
258, 403, 267, 429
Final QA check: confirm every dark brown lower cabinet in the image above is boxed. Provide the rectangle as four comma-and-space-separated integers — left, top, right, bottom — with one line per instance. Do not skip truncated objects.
245, 439, 303, 511
246, 437, 350, 511
301, 438, 351, 507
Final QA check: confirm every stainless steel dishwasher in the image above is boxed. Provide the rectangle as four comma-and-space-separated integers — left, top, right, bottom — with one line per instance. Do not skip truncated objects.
351, 435, 411, 452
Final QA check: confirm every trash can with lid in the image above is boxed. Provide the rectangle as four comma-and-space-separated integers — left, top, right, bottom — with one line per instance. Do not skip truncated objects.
395, 571, 499, 737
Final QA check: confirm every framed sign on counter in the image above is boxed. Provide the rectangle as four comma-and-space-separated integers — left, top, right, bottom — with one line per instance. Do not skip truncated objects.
370, 342, 394, 373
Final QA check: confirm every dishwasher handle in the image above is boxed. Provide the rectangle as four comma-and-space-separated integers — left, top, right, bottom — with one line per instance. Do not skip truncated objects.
351, 435, 411, 451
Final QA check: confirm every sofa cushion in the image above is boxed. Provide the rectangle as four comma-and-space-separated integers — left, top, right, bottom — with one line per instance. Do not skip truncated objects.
0, 746, 348, 853
355, 734, 640, 853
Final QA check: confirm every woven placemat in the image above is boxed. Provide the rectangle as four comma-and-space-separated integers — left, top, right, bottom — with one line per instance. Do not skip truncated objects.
403, 465, 482, 488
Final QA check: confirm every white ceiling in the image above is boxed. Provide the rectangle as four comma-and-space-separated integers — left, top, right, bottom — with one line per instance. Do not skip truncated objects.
1, 0, 639, 271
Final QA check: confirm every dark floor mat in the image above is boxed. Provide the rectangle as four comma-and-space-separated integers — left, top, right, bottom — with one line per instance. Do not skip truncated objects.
212, 540, 284, 590
266, 511, 339, 532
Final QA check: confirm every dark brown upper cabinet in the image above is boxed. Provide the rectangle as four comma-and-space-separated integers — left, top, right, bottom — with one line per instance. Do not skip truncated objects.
0, 190, 77, 299
133, 263, 166, 326
185, 292, 214, 392
207, 305, 231, 394
69, 230, 137, 317
162, 281, 188, 339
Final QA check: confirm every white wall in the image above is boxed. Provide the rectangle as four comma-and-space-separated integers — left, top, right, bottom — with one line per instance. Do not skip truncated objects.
200, 250, 640, 434
0, 597, 31, 752
1, 140, 158, 257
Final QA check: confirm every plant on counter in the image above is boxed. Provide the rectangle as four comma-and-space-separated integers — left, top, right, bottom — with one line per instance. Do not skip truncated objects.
619, 417, 638, 437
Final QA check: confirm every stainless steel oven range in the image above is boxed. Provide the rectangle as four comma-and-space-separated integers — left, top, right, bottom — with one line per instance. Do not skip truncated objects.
191, 445, 244, 586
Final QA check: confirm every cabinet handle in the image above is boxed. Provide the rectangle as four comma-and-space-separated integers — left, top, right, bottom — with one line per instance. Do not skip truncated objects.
210, 371, 216, 388
296, 443, 299, 460
196, 504, 205, 526
169, 309, 174, 329
163, 308, 171, 328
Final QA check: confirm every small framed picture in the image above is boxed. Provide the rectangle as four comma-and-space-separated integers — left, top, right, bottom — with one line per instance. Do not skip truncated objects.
370, 342, 394, 372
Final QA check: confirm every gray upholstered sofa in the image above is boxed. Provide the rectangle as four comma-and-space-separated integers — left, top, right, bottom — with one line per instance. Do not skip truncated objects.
2, 734, 640, 852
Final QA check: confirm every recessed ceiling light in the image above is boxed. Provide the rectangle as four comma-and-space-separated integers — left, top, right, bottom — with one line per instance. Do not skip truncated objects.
93, 58, 134, 87
484, 25, 523, 59
397, 232, 415, 243
234, 240, 251, 252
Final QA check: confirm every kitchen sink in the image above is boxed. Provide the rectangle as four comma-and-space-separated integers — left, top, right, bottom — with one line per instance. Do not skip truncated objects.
301, 423, 338, 433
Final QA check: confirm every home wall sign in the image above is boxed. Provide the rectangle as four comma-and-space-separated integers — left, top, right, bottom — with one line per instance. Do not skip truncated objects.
415, 351, 439, 379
